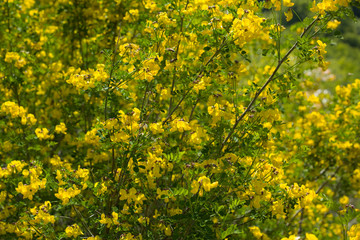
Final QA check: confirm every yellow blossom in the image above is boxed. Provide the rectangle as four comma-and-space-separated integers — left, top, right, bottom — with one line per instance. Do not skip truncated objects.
5, 52, 20, 62
191, 176, 218, 196
285, 8, 293, 21
339, 195, 349, 205
249, 226, 263, 239
305, 233, 318, 240
55, 122, 67, 134
65, 224, 83, 238
327, 20, 341, 29
283, 0, 294, 7
35, 128, 54, 140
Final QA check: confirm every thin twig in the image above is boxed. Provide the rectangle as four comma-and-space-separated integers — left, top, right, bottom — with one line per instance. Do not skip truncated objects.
73, 205, 94, 237
220, 16, 320, 152
162, 38, 227, 125
104, 23, 122, 120
298, 208, 305, 235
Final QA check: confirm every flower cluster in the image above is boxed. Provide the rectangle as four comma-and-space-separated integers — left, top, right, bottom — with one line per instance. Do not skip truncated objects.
0, 0, 359, 239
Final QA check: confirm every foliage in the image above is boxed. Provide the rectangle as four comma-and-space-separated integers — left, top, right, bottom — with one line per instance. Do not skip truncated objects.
0, 0, 360, 239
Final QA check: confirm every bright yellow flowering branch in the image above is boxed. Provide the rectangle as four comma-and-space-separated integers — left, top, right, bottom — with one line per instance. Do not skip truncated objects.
221, 15, 321, 152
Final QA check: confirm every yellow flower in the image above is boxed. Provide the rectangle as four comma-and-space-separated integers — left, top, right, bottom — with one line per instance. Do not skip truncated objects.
0, 191, 6, 203
249, 226, 263, 239
84, 128, 101, 146
327, 20, 341, 29
317, 40, 327, 55
281, 235, 298, 240
65, 224, 83, 238
85, 236, 102, 240
170, 119, 192, 132
348, 224, 360, 240
55, 185, 81, 205
191, 176, 218, 196
35, 128, 54, 140
112, 212, 120, 225
164, 225, 172, 236
150, 122, 164, 134
138, 58, 160, 82
285, 8, 293, 21
222, 13, 233, 22
231, 11, 267, 48
119, 188, 138, 203
283, 0, 295, 7
124, 9, 140, 22
191, 180, 200, 195
16, 182, 35, 200
305, 233, 318, 240
55, 122, 67, 134
339, 195, 349, 205
5, 52, 20, 63
100, 213, 112, 228
271, 200, 285, 219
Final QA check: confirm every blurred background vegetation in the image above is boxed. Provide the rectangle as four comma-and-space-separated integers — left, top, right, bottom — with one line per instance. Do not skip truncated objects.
289, 0, 360, 88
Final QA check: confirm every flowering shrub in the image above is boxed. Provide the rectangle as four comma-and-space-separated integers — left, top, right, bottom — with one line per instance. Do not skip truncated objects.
0, 0, 360, 239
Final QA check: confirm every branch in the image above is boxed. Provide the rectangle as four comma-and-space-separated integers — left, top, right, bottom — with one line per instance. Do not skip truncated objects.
220, 16, 320, 152
73, 205, 94, 237
162, 38, 227, 125
104, 23, 122, 120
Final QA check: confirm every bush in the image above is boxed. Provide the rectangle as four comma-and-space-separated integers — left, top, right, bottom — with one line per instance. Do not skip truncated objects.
0, 0, 360, 239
